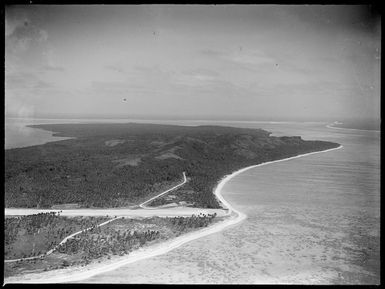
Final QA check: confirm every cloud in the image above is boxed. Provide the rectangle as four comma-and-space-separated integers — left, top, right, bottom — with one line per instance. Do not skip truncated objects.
200, 49, 223, 57
182, 68, 219, 77
6, 72, 54, 91
42, 65, 65, 72
34, 80, 54, 89
199, 48, 276, 70
132, 65, 177, 83
6, 72, 37, 89
5, 12, 57, 73
5, 10, 29, 37
6, 19, 48, 54
91, 81, 130, 90
227, 50, 276, 66
104, 64, 125, 73
173, 70, 219, 87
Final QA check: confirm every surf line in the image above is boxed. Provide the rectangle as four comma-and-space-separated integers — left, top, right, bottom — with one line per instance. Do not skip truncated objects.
326, 124, 380, 133
8, 145, 343, 284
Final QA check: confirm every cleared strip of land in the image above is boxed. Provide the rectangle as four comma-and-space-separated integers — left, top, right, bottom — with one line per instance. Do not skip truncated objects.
5, 207, 226, 217
5, 172, 194, 217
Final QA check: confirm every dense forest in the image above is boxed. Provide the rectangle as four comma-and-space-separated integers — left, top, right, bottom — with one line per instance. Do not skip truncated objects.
5, 123, 340, 208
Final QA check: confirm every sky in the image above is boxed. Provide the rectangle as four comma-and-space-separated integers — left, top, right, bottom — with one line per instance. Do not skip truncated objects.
5, 5, 381, 121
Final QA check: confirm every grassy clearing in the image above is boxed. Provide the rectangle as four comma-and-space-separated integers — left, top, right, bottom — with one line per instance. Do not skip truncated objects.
147, 187, 207, 208
105, 139, 126, 147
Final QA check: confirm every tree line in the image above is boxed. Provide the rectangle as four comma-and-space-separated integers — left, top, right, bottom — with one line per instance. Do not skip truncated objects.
6, 213, 218, 272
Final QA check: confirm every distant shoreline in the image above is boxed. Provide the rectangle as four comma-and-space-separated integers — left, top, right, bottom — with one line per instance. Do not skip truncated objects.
6, 119, 370, 151
5, 116, 332, 124
326, 122, 380, 132
327, 125, 380, 132
5, 145, 343, 284
5, 119, 297, 150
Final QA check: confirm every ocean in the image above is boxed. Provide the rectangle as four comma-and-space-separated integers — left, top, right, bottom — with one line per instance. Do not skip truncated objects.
4, 118, 380, 284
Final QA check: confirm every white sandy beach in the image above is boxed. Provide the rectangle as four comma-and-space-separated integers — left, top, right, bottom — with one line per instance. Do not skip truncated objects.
4, 145, 343, 284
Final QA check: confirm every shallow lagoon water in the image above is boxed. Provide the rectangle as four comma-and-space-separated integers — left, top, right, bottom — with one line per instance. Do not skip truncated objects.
4, 119, 380, 284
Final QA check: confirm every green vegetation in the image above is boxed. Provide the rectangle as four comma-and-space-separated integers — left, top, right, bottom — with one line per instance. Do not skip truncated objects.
5, 123, 340, 208
4, 212, 110, 260
4, 213, 217, 277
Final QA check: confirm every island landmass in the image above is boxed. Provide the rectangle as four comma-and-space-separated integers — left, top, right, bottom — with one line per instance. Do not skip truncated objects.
5, 123, 340, 209
4, 123, 340, 280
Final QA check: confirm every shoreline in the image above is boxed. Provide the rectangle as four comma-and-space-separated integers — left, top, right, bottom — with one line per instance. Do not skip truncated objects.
4, 145, 343, 284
